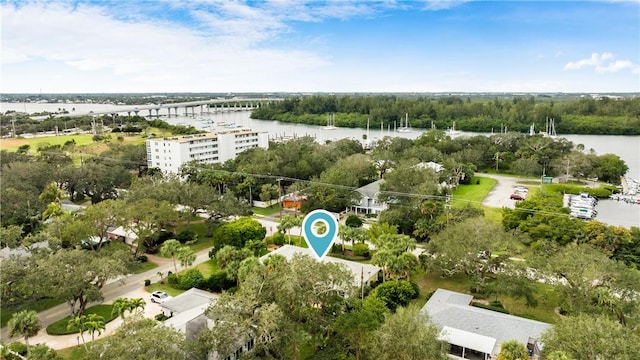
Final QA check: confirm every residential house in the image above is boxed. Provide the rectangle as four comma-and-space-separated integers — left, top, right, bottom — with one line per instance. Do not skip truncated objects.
421, 289, 551, 360
159, 288, 254, 360
350, 179, 388, 215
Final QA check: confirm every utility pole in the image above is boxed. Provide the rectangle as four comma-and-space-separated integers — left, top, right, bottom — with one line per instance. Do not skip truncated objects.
494, 152, 501, 172
277, 178, 283, 219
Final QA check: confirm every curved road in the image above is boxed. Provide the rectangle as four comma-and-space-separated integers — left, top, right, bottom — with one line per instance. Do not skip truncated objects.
476, 173, 537, 209
0, 247, 213, 347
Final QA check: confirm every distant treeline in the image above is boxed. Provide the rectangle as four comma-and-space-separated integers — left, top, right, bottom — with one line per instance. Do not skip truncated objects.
250, 95, 640, 135
0, 114, 202, 137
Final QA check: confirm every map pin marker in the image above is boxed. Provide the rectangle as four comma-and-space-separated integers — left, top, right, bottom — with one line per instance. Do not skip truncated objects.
302, 209, 339, 260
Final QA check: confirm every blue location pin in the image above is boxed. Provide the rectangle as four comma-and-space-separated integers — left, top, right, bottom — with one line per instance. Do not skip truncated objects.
302, 209, 339, 260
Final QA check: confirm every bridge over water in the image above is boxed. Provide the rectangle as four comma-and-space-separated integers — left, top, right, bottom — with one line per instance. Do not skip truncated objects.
30, 98, 283, 120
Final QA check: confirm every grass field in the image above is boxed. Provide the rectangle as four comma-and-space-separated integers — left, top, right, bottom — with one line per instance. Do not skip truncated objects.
46, 304, 117, 335
451, 176, 497, 208
0, 127, 173, 154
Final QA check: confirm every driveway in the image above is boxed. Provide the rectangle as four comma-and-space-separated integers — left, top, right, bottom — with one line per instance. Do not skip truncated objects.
477, 173, 537, 209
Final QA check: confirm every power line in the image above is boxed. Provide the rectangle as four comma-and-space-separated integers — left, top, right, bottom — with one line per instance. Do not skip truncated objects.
32, 150, 580, 220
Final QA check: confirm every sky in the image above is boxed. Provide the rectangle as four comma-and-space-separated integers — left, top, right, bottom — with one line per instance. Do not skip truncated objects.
1, 0, 639, 94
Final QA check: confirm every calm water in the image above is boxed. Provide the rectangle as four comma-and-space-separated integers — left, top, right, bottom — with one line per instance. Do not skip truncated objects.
3, 102, 638, 228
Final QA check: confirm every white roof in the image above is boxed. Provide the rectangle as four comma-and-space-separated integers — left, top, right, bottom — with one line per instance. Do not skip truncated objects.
109, 226, 138, 239
440, 326, 496, 355
259, 245, 380, 286
422, 289, 552, 356
160, 288, 217, 314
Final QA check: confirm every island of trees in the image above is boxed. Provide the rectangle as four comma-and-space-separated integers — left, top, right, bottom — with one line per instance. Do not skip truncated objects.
250, 95, 640, 135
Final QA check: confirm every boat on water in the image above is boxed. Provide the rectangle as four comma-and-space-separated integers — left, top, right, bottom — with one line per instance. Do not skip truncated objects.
539, 117, 557, 138
446, 121, 461, 136
324, 113, 337, 130
397, 113, 412, 133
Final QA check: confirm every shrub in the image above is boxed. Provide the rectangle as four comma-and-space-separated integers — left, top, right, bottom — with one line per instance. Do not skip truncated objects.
372, 280, 418, 311
142, 230, 175, 254
155, 313, 169, 321
8, 341, 27, 356
330, 243, 342, 254
271, 232, 285, 246
175, 230, 197, 244
171, 269, 205, 290
351, 243, 370, 258
345, 214, 363, 228
136, 255, 148, 263
144, 279, 151, 286
167, 273, 180, 288
202, 270, 236, 292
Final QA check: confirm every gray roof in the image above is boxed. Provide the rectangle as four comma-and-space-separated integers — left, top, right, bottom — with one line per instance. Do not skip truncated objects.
355, 179, 385, 200
160, 288, 217, 314
422, 289, 552, 356
259, 245, 380, 286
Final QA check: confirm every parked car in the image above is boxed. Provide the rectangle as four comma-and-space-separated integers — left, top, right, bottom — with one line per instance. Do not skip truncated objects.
510, 194, 524, 201
514, 186, 529, 193
150, 291, 172, 304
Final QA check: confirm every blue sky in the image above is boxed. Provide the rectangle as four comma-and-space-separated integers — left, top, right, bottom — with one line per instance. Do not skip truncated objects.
1, 0, 638, 93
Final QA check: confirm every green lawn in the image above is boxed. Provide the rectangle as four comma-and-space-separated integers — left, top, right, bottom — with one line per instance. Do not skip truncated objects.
144, 283, 185, 297
252, 204, 283, 217
57, 345, 88, 360
193, 259, 220, 278
131, 260, 159, 274
1, 298, 65, 328
410, 271, 560, 324
451, 177, 497, 208
46, 304, 117, 335
481, 206, 503, 223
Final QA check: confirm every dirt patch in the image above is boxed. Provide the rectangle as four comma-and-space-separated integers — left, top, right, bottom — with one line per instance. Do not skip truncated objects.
0, 138, 28, 148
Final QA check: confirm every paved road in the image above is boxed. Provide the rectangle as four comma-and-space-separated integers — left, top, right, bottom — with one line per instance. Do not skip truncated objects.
476, 173, 538, 209
0, 247, 213, 346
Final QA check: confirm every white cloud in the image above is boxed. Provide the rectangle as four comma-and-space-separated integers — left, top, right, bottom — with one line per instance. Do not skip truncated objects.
564, 52, 639, 74
421, 0, 472, 11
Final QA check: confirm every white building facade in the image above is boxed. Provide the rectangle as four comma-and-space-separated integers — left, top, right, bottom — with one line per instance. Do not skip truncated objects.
146, 129, 269, 173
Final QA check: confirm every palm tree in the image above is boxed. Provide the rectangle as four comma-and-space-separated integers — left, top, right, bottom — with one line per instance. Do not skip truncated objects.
278, 215, 298, 244
8, 310, 41, 354
497, 340, 528, 360
128, 298, 146, 317
160, 239, 182, 272
84, 314, 105, 341
68, 315, 88, 351
176, 246, 196, 270
111, 298, 130, 322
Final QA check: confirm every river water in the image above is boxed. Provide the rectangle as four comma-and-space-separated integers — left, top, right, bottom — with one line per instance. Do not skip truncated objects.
3, 102, 639, 228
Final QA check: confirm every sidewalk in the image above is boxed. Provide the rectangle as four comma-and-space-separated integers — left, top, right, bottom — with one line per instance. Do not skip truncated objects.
0, 247, 213, 349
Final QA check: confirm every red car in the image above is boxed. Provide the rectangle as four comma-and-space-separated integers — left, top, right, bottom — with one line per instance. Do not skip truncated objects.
510, 194, 524, 200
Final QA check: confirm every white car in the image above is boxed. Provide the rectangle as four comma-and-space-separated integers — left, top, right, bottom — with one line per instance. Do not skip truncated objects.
150, 291, 172, 304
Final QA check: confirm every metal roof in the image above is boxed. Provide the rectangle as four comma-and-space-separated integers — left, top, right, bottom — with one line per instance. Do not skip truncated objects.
422, 289, 552, 356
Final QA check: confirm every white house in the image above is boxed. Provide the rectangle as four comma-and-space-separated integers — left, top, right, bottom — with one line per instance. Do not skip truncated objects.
146, 128, 268, 173
350, 179, 388, 215
421, 289, 552, 360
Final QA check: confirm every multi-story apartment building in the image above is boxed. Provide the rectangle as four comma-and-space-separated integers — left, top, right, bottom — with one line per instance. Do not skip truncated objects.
146, 128, 268, 173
